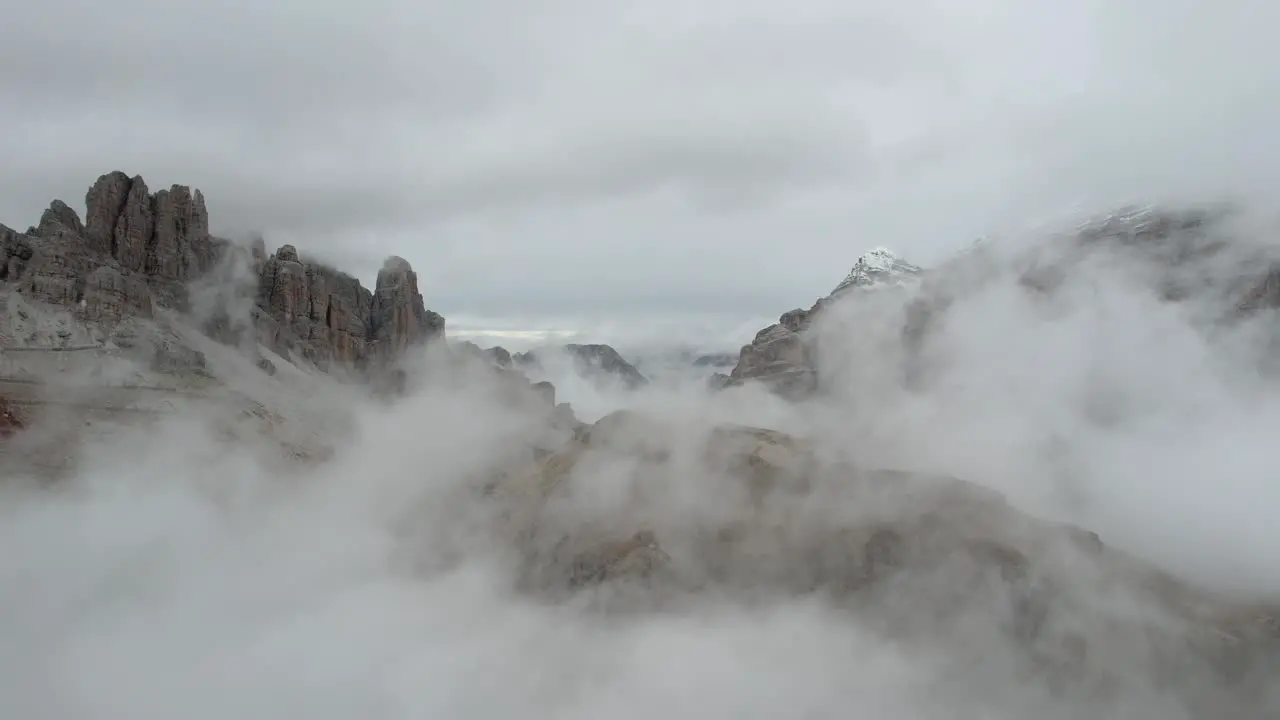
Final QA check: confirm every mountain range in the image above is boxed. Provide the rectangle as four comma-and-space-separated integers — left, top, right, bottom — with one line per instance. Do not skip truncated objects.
2, 171, 1278, 715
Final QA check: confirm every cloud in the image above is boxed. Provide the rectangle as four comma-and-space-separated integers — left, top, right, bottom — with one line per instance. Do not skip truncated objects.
5, 0, 1280, 322
801, 213, 1280, 597
4, 2, 1280, 714
5, 241, 1280, 717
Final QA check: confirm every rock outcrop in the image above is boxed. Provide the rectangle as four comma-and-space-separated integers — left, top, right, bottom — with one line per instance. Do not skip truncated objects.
369, 256, 445, 362
725, 305, 823, 398
237, 245, 445, 372
1, 171, 445, 376
254, 244, 371, 369
486, 345, 513, 368
453, 341, 515, 370
77, 170, 222, 308
444, 340, 582, 432
723, 249, 923, 398
515, 343, 648, 389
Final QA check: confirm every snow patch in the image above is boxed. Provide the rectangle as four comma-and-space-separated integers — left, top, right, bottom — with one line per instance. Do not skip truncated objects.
829, 247, 924, 296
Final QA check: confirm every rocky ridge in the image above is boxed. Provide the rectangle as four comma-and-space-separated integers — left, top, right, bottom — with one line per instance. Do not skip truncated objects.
723, 207, 1280, 398
0, 170, 467, 477
716, 247, 922, 397
1, 171, 444, 376
829, 246, 924, 296
2, 175, 1277, 713
247, 244, 445, 372
514, 343, 649, 390
450, 339, 581, 431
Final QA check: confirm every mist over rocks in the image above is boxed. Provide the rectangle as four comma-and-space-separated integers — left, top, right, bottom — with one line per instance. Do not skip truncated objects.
0, 170, 463, 477
692, 351, 736, 368
719, 247, 925, 399
488, 408, 1278, 709
9, 0, 1280, 712
1, 170, 444, 376
3, 176, 1280, 716
447, 339, 578, 422
623, 346, 739, 384
724, 206, 1280, 400
514, 342, 649, 390
252, 246, 444, 371
453, 339, 514, 369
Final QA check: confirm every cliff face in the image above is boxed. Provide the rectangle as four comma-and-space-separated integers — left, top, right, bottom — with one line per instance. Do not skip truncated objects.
0, 170, 444, 374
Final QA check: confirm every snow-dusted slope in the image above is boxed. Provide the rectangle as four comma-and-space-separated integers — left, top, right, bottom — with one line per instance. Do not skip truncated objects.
829, 247, 924, 296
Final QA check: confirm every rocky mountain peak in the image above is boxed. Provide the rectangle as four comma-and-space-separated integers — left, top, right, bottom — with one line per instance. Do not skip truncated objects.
38, 200, 84, 236
275, 244, 300, 263
379, 255, 414, 276
369, 254, 442, 362
715, 247, 923, 398
1, 170, 446, 378
721, 205, 1280, 399
830, 247, 923, 296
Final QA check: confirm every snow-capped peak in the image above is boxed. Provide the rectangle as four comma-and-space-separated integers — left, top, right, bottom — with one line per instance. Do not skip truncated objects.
829, 247, 923, 296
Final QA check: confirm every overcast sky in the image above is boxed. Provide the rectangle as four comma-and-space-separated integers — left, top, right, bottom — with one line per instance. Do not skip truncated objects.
3, 0, 1279, 342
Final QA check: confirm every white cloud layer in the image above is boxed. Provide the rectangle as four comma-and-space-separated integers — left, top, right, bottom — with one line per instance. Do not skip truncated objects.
4, 0, 1280, 326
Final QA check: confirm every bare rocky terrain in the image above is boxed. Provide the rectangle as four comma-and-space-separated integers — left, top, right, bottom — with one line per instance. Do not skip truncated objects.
2, 177, 1278, 716
0, 171, 558, 477
481, 409, 1279, 715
